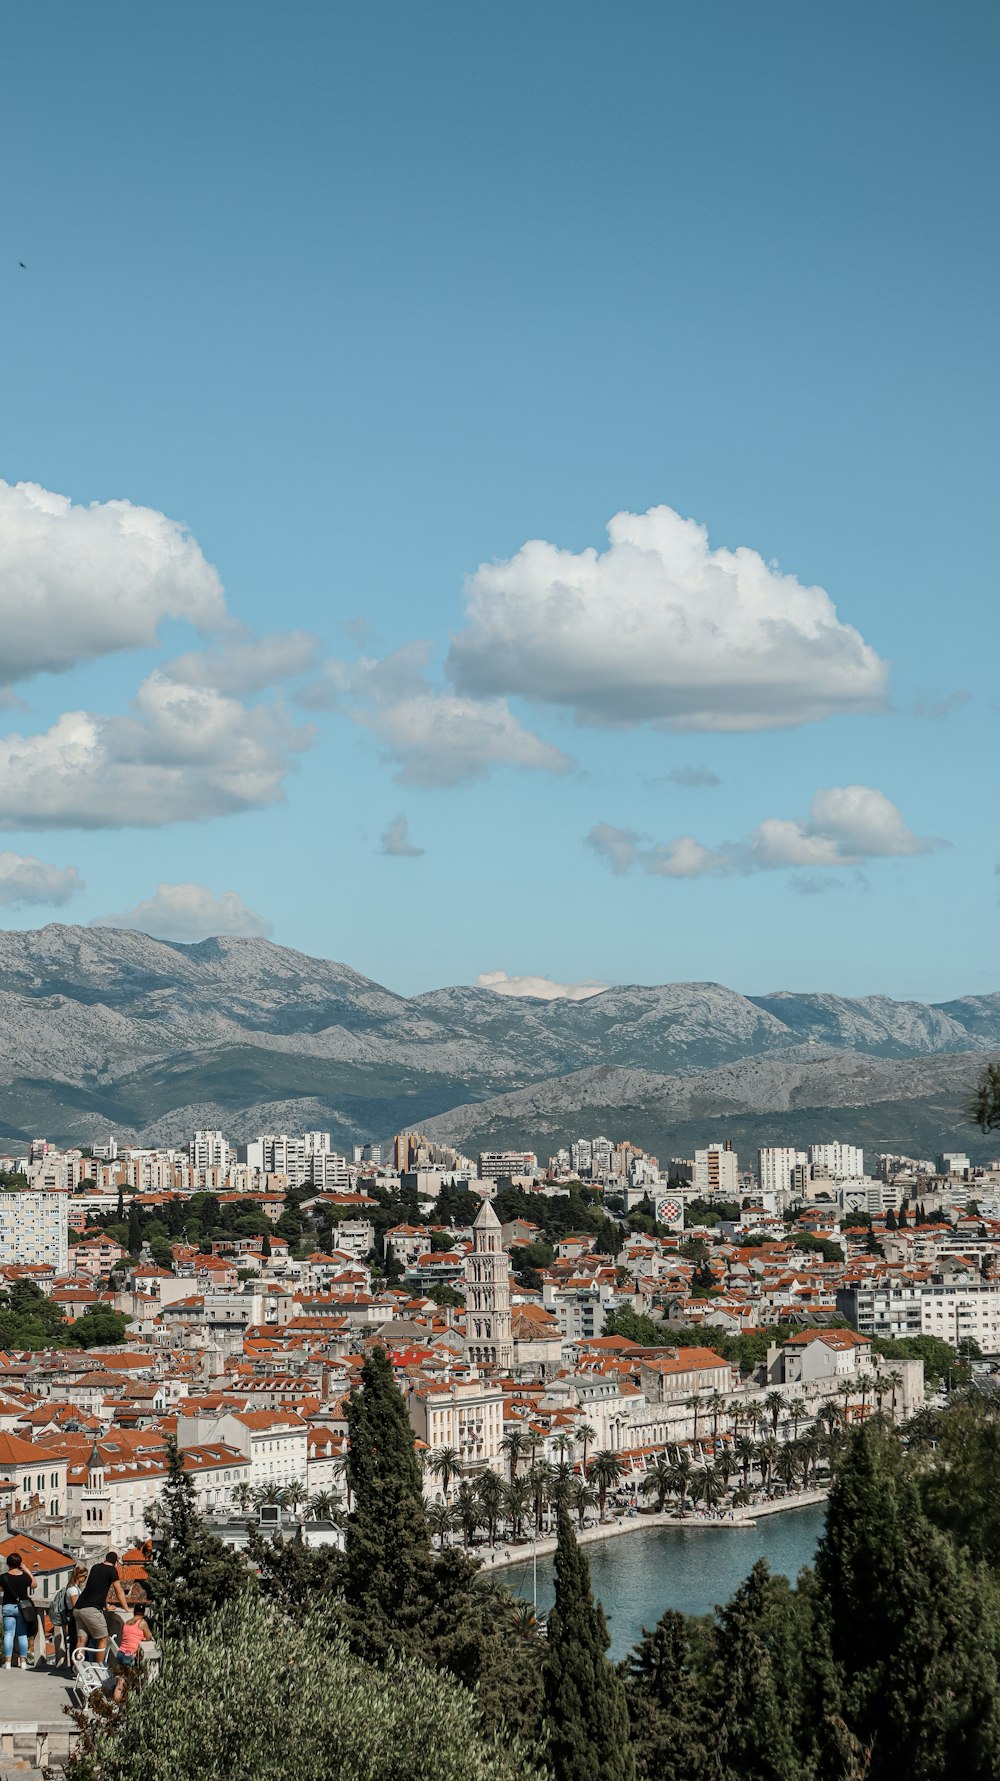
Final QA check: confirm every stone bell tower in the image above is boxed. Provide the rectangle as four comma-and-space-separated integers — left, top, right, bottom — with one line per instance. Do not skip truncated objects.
464, 1199, 512, 1372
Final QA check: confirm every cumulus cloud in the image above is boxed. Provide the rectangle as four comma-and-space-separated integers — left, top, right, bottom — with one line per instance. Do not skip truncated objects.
477, 970, 607, 1001
658, 765, 721, 788
913, 689, 971, 721
301, 643, 570, 787
0, 851, 83, 908
447, 504, 887, 732
0, 480, 225, 687
167, 629, 322, 695
380, 814, 424, 857
0, 672, 310, 829
587, 785, 939, 880
90, 882, 273, 942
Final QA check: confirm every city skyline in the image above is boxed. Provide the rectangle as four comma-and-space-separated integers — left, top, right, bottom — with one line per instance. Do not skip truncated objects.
2, 2, 997, 1003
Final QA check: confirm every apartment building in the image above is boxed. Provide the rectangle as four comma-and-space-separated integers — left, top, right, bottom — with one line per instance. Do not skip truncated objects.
810, 1142, 864, 1179
0, 1190, 68, 1271
693, 1144, 739, 1196
407, 1376, 504, 1481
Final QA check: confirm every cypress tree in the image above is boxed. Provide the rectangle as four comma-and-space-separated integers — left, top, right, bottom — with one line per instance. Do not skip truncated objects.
543, 1503, 634, 1781
341, 1343, 435, 1662
127, 1197, 143, 1256
815, 1419, 1000, 1780
713, 1561, 804, 1781
623, 1607, 714, 1781
146, 1435, 249, 1636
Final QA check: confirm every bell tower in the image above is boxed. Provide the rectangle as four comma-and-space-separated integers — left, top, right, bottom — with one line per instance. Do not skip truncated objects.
464, 1200, 512, 1372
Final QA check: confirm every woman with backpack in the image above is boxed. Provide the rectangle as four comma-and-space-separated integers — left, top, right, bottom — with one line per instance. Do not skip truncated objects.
0, 1553, 35, 1670
52, 1565, 87, 1671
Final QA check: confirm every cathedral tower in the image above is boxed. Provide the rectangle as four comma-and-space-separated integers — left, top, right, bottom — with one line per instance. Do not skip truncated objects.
464, 1198, 512, 1371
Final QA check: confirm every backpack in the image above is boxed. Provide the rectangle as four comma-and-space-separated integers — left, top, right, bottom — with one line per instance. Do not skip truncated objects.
51, 1585, 69, 1618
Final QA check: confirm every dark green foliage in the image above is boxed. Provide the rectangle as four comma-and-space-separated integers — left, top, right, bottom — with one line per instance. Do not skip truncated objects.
127, 1198, 143, 1255
72, 1308, 133, 1347
623, 1609, 715, 1781
815, 1419, 1000, 1780
543, 1504, 635, 1781
714, 1562, 807, 1781
145, 1435, 250, 1637
341, 1344, 434, 1663
919, 1394, 1000, 1567
970, 1060, 1000, 1132
870, 1332, 965, 1387
0, 1276, 72, 1348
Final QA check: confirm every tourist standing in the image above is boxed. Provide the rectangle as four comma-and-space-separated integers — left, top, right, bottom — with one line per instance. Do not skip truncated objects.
73, 1552, 130, 1662
0, 1553, 35, 1670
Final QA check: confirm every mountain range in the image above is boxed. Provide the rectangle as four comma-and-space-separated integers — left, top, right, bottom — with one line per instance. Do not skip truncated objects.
0, 925, 994, 1163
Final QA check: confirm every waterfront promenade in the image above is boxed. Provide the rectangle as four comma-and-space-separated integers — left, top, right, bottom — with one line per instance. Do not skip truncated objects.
485, 1486, 827, 1572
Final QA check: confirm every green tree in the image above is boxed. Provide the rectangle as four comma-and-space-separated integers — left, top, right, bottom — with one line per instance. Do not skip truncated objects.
587, 1450, 624, 1521
815, 1418, 1000, 1779
145, 1436, 249, 1637
69, 1593, 542, 1781
624, 1608, 715, 1781
543, 1504, 635, 1781
127, 1197, 143, 1256
73, 1308, 133, 1347
714, 1561, 806, 1781
341, 1344, 434, 1664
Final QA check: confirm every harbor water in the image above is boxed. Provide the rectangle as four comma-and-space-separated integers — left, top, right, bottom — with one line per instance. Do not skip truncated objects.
513, 1503, 827, 1660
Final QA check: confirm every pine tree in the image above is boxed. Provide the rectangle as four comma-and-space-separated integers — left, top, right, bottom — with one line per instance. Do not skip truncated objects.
543, 1503, 635, 1781
127, 1197, 143, 1256
260, 1230, 271, 1260
713, 1561, 804, 1781
624, 1608, 714, 1781
146, 1435, 249, 1637
815, 1419, 1000, 1779
341, 1343, 435, 1663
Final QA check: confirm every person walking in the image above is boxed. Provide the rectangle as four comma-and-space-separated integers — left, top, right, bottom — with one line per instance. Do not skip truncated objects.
52, 1564, 87, 1671
0, 1553, 35, 1670
73, 1552, 130, 1663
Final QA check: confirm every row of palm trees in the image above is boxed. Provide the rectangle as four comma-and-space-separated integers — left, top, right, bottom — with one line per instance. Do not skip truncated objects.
681, 1371, 905, 1450
230, 1478, 344, 1521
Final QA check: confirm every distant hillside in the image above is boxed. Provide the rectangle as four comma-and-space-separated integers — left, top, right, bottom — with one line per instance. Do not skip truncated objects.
0, 925, 993, 1156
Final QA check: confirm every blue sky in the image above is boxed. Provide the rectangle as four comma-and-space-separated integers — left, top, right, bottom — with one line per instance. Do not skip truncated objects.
1, 0, 996, 1002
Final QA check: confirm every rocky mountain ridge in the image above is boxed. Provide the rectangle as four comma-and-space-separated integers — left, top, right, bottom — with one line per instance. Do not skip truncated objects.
0, 925, 993, 1154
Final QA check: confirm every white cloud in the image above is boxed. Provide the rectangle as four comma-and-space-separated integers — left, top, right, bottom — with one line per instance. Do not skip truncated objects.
447, 504, 887, 732
90, 882, 273, 942
0, 850, 83, 908
914, 689, 970, 720
477, 970, 606, 1002
167, 629, 322, 695
0, 480, 225, 687
587, 785, 939, 880
660, 764, 721, 787
301, 643, 571, 787
0, 672, 310, 829
380, 814, 424, 857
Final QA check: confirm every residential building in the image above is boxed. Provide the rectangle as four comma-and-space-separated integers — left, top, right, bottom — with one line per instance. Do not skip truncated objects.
810, 1142, 864, 1179
693, 1144, 739, 1196
0, 1190, 68, 1271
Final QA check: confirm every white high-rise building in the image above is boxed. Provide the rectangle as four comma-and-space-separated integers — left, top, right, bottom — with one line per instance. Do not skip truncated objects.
758, 1148, 807, 1195
190, 1130, 231, 1173
693, 1144, 739, 1196
0, 1191, 68, 1271
570, 1139, 592, 1177
464, 1200, 513, 1372
810, 1142, 864, 1180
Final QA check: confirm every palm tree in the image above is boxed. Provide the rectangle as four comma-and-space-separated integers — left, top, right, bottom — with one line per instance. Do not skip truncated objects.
502, 1476, 530, 1540
667, 1453, 693, 1517
232, 1481, 253, 1516
554, 1430, 576, 1469
569, 1478, 596, 1530
587, 1450, 625, 1522
254, 1481, 283, 1507
427, 1501, 456, 1550
885, 1369, 904, 1417
797, 1434, 819, 1487
640, 1455, 674, 1513
576, 1423, 597, 1473
333, 1453, 354, 1513
691, 1463, 725, 1513
499, 1426, 533, 1484
685, 1395, 703, 1445
476, 1470, 505, 1544
775, 1444, 800, 1492
282, 1478, 306, 1513
527, 1460, 557, 1533
735, 1434, 756, 1488
764, 1390, 785, 1436
307, 1490, 338, 1521
429, 1445, 462, 1503
787, 1396, 809, 1440
707, 1391, 727, 1441
757, 1436, 779, 1492
838, 1380, 854, 1425
455, 1480, 482, 1546
716, 1447, 737, 1491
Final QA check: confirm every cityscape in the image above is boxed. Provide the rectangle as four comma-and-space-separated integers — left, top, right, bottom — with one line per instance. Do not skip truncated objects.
4, 0, 996, 1775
